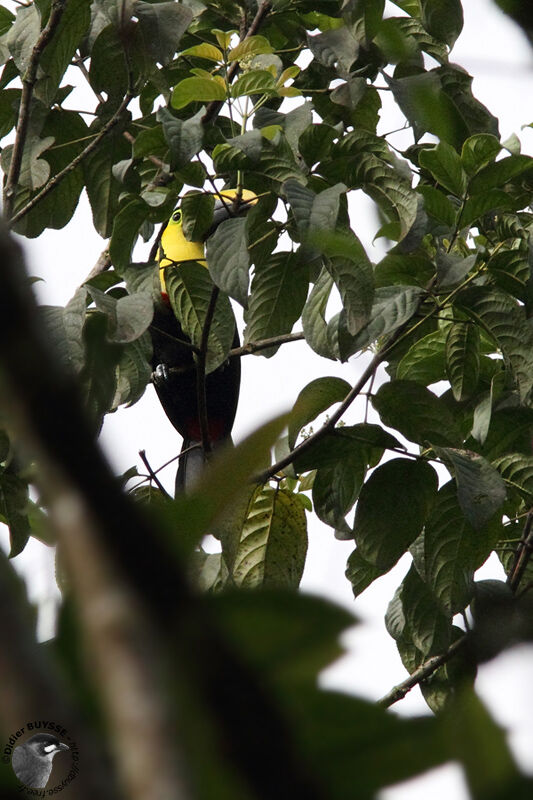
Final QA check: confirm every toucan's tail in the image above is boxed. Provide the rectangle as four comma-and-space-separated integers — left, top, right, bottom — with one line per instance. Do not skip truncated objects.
175, 436, 233, 494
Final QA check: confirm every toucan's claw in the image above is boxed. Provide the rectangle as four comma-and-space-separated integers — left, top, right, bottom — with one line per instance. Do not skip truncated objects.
153, 363, 169, 386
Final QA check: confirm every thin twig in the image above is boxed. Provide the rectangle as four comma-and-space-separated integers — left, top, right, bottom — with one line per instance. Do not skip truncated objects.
3, 0, 67, 220
139, 449, 171, 498
230, 331, 305, 356
202, 0, 273, 126
196, 286, 220, 457
10, 92, 134, 227
378, 636, 467, 708
85, 248, 111, 281
507, 510, 533, 593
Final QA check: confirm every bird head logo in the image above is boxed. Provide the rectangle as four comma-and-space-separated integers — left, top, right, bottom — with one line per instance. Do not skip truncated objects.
12, 733, 70, 789
158, 188, 258, 299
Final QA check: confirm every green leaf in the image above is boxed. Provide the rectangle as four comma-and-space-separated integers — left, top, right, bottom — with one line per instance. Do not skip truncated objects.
113, 332, 152, 407
396, 328, 448, 385
0, 89, 19, 139
460, 189, 513, 228
0, 470, 31, 558
288, 377, 351, 450
157, 106, 204, 169
165, 261, 235, 374
420, 0, 463, 46
40, 287, 88, 374
208, 589, 356, 685
89, 24, 129, 100
109, 197, 148, 272
181, 43, 224, 61
296, 424, 402, 474
372, 380, 463, 447
442, 690, 522, 799
302, 268, 336, 360
457, 286, 533, 403
181, 191, 215, 242
0, 6, 14, 37
227, 35, 274, 61
1, 133, 54, 191
386, 71, 469, 148
437, 448, 507, 530
437, 64, 499, 140
417, 185, 457, 227
313, 448, 366, 536
299, 123, 337, 167
469, 154, 533, 193
134, 0, 192, 65
353, 458, 438, 570
244, 252, 308, 356
436, 252, 476, 288
6, 4, 40, 74
231, 69, 277, 98
346, 549, 386, 598
88, 286, 154, 343
84, 128, 131, 238
307, 27, 360, 72
349, 285, 424, 351
80, 312, 122, 431
401, 564, 452, 657
231, 487, 308, 589
494, 453, 533, 500
175, 414, 290, 552
461, 133, 501, 175
206, 216, 250, 307
419, 140, 467, 196
35, 0, 91, 105
11, 109, 88, 237
445, 321, 480, 401
357, 155, 418, 241
287, 687, 451, 799
171, 76, 225, 109
424, 481, 498, 614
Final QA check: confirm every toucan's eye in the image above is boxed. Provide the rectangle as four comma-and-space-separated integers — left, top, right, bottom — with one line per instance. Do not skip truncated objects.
172, 209, 182, 222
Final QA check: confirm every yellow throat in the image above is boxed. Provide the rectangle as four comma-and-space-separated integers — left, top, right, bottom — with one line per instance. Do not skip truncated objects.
158, 189, 257, 297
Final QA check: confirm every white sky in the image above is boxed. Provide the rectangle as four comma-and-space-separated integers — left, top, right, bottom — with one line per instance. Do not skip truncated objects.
2, 1, 533, 797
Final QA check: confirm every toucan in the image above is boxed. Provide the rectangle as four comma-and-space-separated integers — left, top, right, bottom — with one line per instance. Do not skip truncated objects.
12, 733, 69, 788
151, 189, 257, 491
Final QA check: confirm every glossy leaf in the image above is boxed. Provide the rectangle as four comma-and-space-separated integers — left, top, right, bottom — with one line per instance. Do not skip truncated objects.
436, 448, 507, 531
244, 252, 308, 355
372, 380, 463, 447
206, 216, 250, 307
165, 261, 235, 374
231, 487, 308, 589
353, 458, 438, 570
134, 0, 192, 65
288, 377, 351, 450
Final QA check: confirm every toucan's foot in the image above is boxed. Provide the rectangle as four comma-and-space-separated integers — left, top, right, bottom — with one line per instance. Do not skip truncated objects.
153, 363, 169, 387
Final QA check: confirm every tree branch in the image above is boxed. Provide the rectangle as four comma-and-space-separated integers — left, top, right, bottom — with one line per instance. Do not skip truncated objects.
230, 331, 305, 356
3, 0, 67, 221
254, 347, 386, 483
85, 247, 111, 281
254, 288, 434, 484
202, 0, 273, 126
0, 221, 327, 800
378, 636, 467, 709
139, 449, 171, 498
9, 92, 134, 227
507, 510, 533, 592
